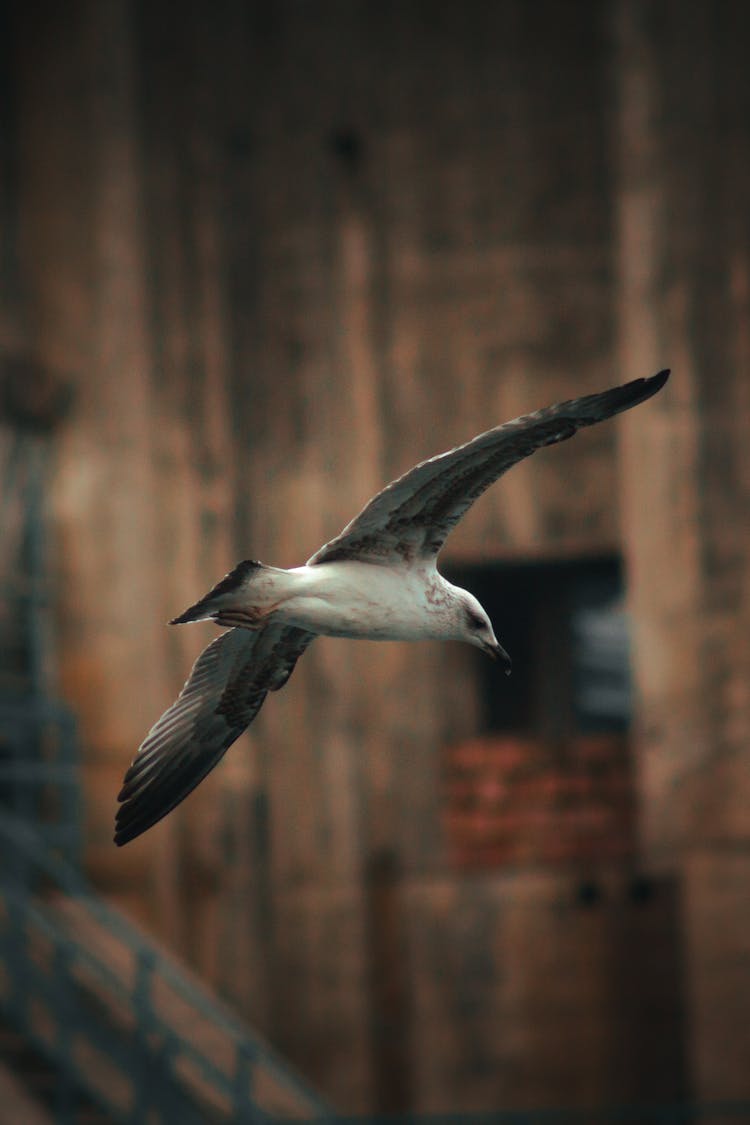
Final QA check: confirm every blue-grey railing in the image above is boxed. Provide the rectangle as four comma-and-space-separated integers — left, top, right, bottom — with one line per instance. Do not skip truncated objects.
0, 431, 54, 700
0, 696, 82, 866
0, 810, 333, 1123
1, 425, 82, 862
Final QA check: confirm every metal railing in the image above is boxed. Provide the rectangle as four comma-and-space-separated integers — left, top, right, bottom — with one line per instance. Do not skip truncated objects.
0, 697, 81, 865
0, 810, 333, 1124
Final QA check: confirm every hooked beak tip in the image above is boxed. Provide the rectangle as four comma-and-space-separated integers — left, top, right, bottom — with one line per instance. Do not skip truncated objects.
485, 641, 512, 674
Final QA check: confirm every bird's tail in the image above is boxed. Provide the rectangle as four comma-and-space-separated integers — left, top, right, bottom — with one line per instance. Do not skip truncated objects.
169, 559, 286, 627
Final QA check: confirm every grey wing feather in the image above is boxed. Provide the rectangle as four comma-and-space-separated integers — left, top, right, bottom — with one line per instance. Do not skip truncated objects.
307, 370, 669, 567
114, 624, 314, 845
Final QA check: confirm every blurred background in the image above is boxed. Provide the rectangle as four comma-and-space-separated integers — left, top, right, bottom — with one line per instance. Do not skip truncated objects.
1, 0, 749, 1122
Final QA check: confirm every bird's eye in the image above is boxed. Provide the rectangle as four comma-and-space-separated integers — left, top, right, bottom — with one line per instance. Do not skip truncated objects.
466, 609, 485, 631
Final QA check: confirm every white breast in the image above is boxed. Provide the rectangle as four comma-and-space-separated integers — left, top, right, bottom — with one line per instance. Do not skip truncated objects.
281, 561, 456, 641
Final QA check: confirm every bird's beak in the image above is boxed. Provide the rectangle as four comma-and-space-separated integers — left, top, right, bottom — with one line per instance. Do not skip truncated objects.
483, 640, 512, 675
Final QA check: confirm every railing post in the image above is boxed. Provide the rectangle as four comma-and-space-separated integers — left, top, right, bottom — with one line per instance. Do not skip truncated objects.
5, 892, 31, 1029
131, 947, 158, 1122
134, 946, 158, 1030
25, 437, 52, 702
233, 1039, 266, 1123
2, 808, 33, 891
53, 942, 77, 1125
59, 709, 83, 868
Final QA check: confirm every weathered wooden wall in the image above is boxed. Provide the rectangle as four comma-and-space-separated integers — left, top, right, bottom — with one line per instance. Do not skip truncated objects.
615, 0, 750, 1101
3, 0, 748, 1114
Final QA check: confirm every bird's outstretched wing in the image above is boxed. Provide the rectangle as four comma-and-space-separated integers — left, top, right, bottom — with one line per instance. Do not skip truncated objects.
307, 371, 669, 567
115, 624, 314, 846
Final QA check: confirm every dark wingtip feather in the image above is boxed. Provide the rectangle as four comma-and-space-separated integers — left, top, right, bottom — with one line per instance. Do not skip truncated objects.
636, 368, 670, 399
114, 730, 216, 846
114, 826, 133, 847
575, 368, 670, 426
607, 368, 670, 410
114, 746, 233, 845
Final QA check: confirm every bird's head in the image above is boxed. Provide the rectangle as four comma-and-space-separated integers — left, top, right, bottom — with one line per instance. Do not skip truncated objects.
457, 591, 512, 674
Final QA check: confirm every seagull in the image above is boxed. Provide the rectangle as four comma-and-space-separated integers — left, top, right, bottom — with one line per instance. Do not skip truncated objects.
114, 369, 669, 845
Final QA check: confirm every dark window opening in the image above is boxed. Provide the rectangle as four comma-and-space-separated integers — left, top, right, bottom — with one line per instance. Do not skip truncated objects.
445, 556, 632, 738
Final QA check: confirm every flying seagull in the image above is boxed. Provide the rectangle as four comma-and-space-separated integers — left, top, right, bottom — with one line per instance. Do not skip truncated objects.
115, 369, 669, 845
